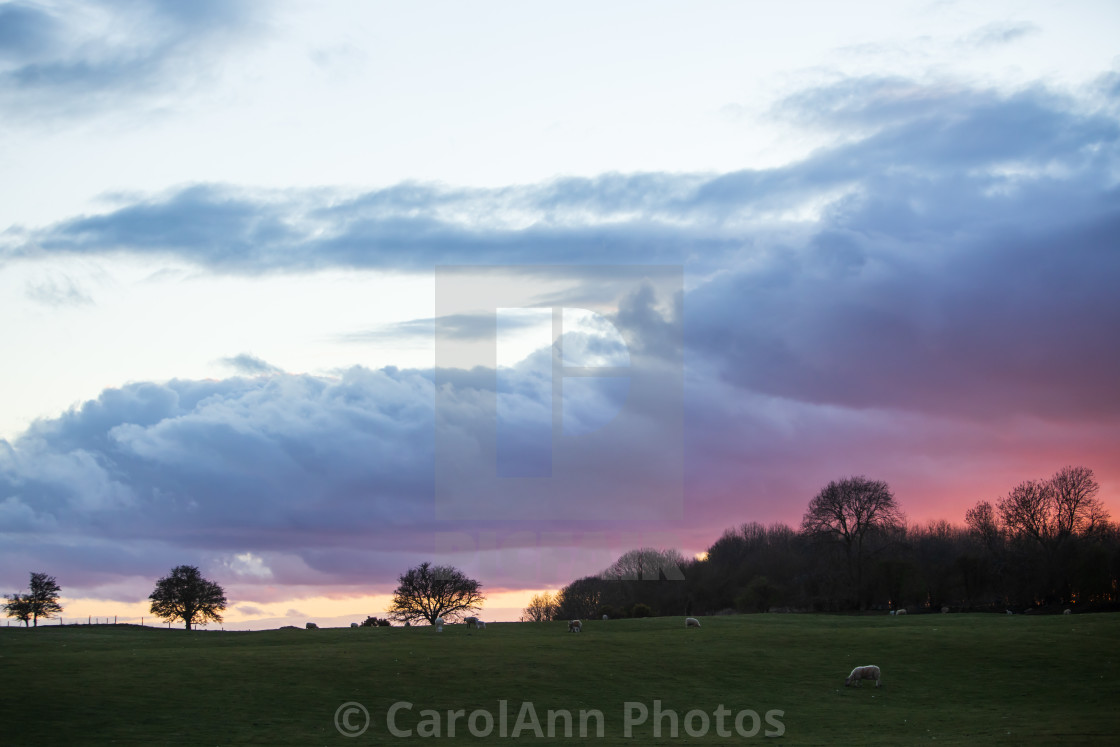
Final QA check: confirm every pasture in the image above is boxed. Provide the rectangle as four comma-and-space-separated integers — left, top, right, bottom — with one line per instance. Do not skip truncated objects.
3, 613, 1117, 744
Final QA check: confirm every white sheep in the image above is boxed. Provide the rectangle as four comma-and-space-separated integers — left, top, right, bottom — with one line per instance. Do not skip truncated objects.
1006, 610, 1014, 615
889, 610, 896, 616
475, 620, 486, 629
895, 609, 907, 616
568, 619, 582, 633
685, 617, 701, 628
602, 614, 608, 620
941, 606, 949, 614
845, 665, 881, 688
463, 616, 479, 627
435, 616, 444, 632
1063, 609, 1071, 615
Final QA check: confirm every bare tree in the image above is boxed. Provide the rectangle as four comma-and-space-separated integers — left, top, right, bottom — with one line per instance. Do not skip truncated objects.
387, 562, 484, 625
998, 467, 1108, 547
801, 476, 904, 609
519, 592, 557, 622
1051, 466, 1108, 537
996, 466, 1109, 605
149, 566, 227, 630
601, 548, 686, 581
965, 500, 1003, 551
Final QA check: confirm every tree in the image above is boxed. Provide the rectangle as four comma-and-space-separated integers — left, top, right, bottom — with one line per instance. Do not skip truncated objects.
27, 572, 63, 626
601, 548, 686, 581
4, 594, 33, 626
1050, 466, 1108, 538
553, 576, 605, 619
997, 466, 1110, 605
965, 500, 1003, 551
148, 566, 228, 630
998, 466, 1108, 546
387, 562, 484, 626
519, 592, 557, 622
801, 476, 904, 609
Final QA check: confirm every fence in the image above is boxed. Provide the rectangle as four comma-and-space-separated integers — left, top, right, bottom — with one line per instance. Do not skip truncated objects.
4, 615, 228, 630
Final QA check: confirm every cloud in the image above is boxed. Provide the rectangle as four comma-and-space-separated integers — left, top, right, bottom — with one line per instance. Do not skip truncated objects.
2, 74, 1119, 607
25, 274, 92, 306
235, 604, 268, 617
959, 21, 1040, 49
0, 0, 262, 121
7, 76, 1115, 281
686, 78, 1120, 422
220, 354, 283, 376
0, 311, 686, 595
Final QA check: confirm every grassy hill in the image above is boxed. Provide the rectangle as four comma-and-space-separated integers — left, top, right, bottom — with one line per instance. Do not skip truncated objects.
3, 613, 1118, 745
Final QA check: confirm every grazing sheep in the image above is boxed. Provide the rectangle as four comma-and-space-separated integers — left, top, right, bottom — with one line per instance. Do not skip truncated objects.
475, 620, 486, 629
889, 610, 896, 616
306, 622, 318, 629
845, 665, 881, 688
941, 606, 949, 614
895, 609, 907, 616
568, 619, 582, 633
1006, 610, 1014, 615
463, 616, 478, 628
686, 617, 701, 628
1063, 609, 1071, 615
350, 622, 359, 628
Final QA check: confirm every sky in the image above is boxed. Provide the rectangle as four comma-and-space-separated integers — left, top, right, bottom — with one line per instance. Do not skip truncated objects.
1, 0, 1118, 628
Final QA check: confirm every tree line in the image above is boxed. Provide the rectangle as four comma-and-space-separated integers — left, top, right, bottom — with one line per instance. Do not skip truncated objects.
525, 466, 1118, 620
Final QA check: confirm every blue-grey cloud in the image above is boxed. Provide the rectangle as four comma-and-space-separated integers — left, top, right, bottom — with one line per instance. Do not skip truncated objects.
0, 0, 260, 121
25, 274, 92, 306
8, 78, 1115, 278
220, 353, 283, 375
343, 313, 543, 344
685, 77, 1120, 421
959, 21, 1039, 48
0, 308, 686, 595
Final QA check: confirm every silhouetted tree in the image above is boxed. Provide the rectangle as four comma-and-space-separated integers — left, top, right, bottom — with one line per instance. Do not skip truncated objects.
4, 594, 33, 626
801, 476, 904, 609
601, 548, 686, 581
554, 576, 606, 619
387, 562, 484, 625
519, 592, 558, 622
25, 573, 63, 626
149, 566, 227, 630
997, 466, 1110, 605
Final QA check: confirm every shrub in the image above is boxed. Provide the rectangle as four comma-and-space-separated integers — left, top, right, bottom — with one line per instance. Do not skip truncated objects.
735, 576, 781, 613
631, 603, 653, 618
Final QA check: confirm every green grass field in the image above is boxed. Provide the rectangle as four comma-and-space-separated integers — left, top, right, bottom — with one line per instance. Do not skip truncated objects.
3, 613, 1118, 745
